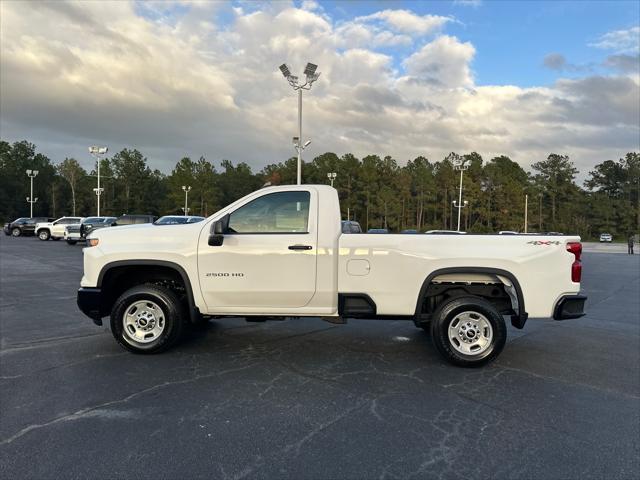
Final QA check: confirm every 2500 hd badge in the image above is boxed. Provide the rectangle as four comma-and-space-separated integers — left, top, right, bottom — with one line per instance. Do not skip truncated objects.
206, 272, 245, 277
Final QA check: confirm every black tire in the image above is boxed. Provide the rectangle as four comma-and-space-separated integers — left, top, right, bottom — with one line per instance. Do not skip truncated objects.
11, 227, 21, 237
66, 240, 77, 245
110, 284, 187, 354
38, 230, 50, 241
430, 296, 506, 367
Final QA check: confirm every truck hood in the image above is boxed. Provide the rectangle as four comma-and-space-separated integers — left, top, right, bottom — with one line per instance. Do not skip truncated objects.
90, 221, 206, 242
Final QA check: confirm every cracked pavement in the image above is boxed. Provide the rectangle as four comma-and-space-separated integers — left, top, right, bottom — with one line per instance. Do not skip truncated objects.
1, 235, 638, 479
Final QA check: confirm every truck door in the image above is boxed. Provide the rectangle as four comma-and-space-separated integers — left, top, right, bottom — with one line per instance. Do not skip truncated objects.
197, 190, 318, 311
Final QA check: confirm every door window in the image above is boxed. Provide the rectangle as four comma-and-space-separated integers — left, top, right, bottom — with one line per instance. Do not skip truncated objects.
228, 191, 310, 234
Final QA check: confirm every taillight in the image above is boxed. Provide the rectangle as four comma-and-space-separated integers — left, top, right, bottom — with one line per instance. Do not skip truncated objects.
567, 242, 582, 282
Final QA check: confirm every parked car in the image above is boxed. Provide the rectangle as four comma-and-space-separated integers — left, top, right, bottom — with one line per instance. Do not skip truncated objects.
425, 230, 466, 235
35, 217, 84, 241
111, 214, 157, 226
80, 214, 156, 239
4, 218, 28, 236
341, 220, 362, 233
65, 217, 117, 245
401, 229, 419, 234
155, 216, 205, 225
367, 228, 389, 234
599, 233, 613, 243
4, 217, 52, 237
77, 185, 586, 367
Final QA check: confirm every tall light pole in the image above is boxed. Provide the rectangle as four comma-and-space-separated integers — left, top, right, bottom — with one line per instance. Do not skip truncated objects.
327, 172, 337, 187
182, 185, 191, 216
452, 200, 468, 230
524, 194, 529, 233
26, 169, 38, 217
89, 146, 108, 216
452, 156, 469, 232
538, 193, 543, 231
279, 62, 321, 185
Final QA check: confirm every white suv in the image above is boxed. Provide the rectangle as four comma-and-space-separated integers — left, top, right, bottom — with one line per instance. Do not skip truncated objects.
35, 217, 84, 241
599, 233, 613, 243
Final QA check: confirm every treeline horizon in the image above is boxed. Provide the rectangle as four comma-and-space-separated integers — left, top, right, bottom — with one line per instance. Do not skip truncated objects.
1, 139, 638, 239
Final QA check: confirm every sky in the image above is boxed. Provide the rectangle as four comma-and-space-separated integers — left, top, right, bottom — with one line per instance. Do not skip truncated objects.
1, 0, 639, 181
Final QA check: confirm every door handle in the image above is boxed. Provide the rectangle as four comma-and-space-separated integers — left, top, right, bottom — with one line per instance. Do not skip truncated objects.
288, 245, 313, 251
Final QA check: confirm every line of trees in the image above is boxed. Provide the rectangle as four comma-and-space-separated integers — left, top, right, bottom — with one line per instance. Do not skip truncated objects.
1, 140, 638, 239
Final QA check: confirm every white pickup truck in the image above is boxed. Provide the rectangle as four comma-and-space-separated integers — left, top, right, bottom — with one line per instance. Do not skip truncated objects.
77, 185, 586, 366
36, 216, 84, 241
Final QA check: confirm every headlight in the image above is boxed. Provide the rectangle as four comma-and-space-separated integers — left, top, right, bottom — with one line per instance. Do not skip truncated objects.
87, 238, 100, 247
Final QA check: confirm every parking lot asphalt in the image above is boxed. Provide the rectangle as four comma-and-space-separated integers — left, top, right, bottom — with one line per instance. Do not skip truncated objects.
1, 235, 639, 480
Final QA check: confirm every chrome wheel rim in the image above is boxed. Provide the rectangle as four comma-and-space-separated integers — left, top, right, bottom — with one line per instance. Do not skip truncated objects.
39, 231, 48, 240
12, 229, 20, 236
448, 311, 493, 356
122, 300, 165, 344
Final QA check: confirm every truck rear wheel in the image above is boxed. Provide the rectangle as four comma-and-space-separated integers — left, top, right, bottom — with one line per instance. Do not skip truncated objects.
110, 284, 187, 354
430, 296, 506, 367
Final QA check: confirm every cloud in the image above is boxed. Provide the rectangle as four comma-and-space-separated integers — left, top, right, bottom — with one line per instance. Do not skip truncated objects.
589, 26, 640, 53
542, 52, 592, 73
603, 54, 640, 73
403, 35, 476, 87
354, 9, 452, 36
0, 1, 638, 181
453, 0, 483, 7
543, 53, 567, 70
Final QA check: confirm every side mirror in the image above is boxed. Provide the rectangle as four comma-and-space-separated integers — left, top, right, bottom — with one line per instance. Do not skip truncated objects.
208, 215, 229, 246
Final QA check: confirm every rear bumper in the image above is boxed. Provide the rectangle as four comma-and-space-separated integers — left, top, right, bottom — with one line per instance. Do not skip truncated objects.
77, 288, 105, 326
553, 294, 587, 320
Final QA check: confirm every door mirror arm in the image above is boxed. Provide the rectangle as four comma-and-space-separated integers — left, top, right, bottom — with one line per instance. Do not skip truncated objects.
208, 214, 229, 246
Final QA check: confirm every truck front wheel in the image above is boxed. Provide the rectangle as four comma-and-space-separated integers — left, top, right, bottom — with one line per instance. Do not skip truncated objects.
430, 296, 506, 367
110, 284, 187, 354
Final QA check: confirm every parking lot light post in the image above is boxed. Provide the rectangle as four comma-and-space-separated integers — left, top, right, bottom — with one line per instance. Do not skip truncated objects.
452, 200, 468, 231
26, 169, 39, 217
182, 186, 191, 216
538, 193, 543, 231
89, 146, 108, 216
524, 194, 528, 233
452, 157, 469, 231
327, 172, 337, 187
279, 62, 320, 185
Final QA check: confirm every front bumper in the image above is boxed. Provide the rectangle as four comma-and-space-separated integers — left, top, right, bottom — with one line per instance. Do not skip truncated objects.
553, 294, 587, 320
77, 287, 105, 326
